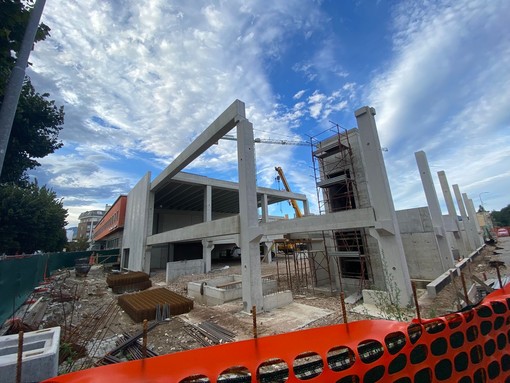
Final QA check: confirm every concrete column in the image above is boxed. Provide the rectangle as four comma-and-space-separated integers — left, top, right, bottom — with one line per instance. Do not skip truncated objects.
143, 190, 155, 273
355, 106, 412, 307
452, 184, 476, 251
202, 239, 214, 273
303, 200, 310, 216
237, 119, 264, 312
261, 242, 272, 263
438, 171, 468, 256
261, 193, 269, 223
204, 185, 212, 222
415, 151, 455, 270
464, 194, 483, 247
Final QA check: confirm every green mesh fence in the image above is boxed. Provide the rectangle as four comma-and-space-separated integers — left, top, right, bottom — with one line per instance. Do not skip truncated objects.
0, 249, 120, 326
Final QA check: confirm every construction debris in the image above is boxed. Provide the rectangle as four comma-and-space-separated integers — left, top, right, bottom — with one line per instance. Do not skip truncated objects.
183, 321, 235, 347
96, 322, 159, 365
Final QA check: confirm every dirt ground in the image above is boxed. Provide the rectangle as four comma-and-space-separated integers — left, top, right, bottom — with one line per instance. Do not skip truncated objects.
6, 239, 509, 374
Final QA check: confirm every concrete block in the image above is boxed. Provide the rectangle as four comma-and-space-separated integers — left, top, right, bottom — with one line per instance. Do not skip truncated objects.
187, 275, 277, 306
0, 326, 60, 383
263, 291, 293, 311
166, 259, 204, 283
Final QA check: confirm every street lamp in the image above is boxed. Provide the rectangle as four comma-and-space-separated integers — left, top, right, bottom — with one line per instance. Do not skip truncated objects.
479, 192, 489, 209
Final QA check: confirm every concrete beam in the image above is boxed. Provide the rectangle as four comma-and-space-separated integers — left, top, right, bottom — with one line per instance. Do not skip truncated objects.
415, 151, 455, 270
261, 207, 376, 236
170, 172, 308, 203
151, 100, 246, 192
146, 215, 239, 245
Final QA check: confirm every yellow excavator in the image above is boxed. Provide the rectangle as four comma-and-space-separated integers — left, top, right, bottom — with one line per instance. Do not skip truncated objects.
274, 166, 303, 218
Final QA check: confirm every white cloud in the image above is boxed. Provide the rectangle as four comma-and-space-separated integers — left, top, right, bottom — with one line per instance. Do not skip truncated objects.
369, 0, 510, 212
293, 90, 306, 100
23, 0, 510, 227
26, 0, 330, 225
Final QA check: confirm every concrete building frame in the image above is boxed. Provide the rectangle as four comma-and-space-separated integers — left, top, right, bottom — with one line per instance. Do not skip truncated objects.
121, 101, 483, 311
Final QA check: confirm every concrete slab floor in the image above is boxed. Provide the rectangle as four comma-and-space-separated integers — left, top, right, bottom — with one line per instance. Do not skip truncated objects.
182, 299, 334, 337
258, 302, 333, 332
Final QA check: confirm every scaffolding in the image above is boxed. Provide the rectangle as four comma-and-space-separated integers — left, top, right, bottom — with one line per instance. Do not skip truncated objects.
310, 124, 371, 295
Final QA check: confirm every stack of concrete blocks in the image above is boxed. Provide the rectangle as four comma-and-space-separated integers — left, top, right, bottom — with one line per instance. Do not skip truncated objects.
0, 326, 60, 382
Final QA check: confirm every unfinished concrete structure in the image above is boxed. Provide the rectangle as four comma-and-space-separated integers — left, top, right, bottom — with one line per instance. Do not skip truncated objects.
120, 101, 483, 311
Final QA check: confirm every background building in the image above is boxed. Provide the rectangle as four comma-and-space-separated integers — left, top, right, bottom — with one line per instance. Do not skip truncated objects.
77, 210, 105, 243
93, 196, 127, 250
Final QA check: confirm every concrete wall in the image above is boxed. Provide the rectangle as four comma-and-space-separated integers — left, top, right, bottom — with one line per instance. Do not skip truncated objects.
166, 259, 205, 283
154, 209, 235, 234
122, 172, 151, 272
396, 207, 444, 281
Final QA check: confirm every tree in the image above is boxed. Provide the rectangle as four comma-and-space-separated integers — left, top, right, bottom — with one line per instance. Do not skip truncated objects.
1, 0, 62, 185
65, 237, 89, 252
0, 1, 68, 254
1, 79, 64, 184
491, 204, 510, 227
0, 182, 68, 254
0, 0, 50, 91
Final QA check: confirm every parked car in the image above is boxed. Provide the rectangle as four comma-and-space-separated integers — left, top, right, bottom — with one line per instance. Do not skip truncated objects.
497, 228, 509, 237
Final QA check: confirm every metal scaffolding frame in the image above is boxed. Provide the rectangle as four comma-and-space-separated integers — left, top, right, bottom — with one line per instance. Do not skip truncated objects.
310, 124, 371, 294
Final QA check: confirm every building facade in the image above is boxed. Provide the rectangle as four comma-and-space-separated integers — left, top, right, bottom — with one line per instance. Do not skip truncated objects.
93, 196, 127, 250
77, 210, 105, 242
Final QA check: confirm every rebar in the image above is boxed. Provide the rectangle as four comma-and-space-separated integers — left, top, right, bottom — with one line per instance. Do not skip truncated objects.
16, 331, 23, 383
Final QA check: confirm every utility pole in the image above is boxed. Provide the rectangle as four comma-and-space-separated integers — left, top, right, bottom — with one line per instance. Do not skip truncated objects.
0, 0, 46, 177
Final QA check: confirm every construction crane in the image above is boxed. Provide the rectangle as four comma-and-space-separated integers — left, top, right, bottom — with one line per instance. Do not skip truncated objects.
220, 134, 308, 219
221, 134, 311, 147
274, 166, 303, 218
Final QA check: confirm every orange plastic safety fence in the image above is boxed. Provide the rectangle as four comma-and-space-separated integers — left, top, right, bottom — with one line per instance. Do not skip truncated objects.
44, 286, 510, 383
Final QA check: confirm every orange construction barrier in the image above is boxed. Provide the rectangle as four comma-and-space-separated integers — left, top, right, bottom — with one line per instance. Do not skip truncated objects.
43, 285, 510, 383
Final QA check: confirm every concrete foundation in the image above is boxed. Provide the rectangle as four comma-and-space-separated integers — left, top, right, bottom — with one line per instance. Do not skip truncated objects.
188, 275, 279, 307
0, 326, 60, 383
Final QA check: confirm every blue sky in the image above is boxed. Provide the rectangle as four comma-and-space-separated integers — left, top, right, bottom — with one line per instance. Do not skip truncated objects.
25, 0, 510, 227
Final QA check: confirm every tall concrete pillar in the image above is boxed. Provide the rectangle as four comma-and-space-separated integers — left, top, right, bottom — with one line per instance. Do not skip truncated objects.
261, 193, 269, 223
203, 185, 212, 222
202, 239, 214, 272
303, 200, 310, 216
237, 119, 264, 312
452, 185, 476, 251
415, 151, 455, 270
355, 106, 412, 307
463, 194, 483, 248
438, 171, 468, 256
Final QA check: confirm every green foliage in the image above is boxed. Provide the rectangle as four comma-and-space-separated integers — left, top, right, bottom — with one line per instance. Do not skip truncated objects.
0, 182, 68, 254
65, 237, 89, 252
1, 0, 63, 185
0, 0, 51, 95
491, 204, 510, 227
367, 251, 413, 322
1, 79, 64, 184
